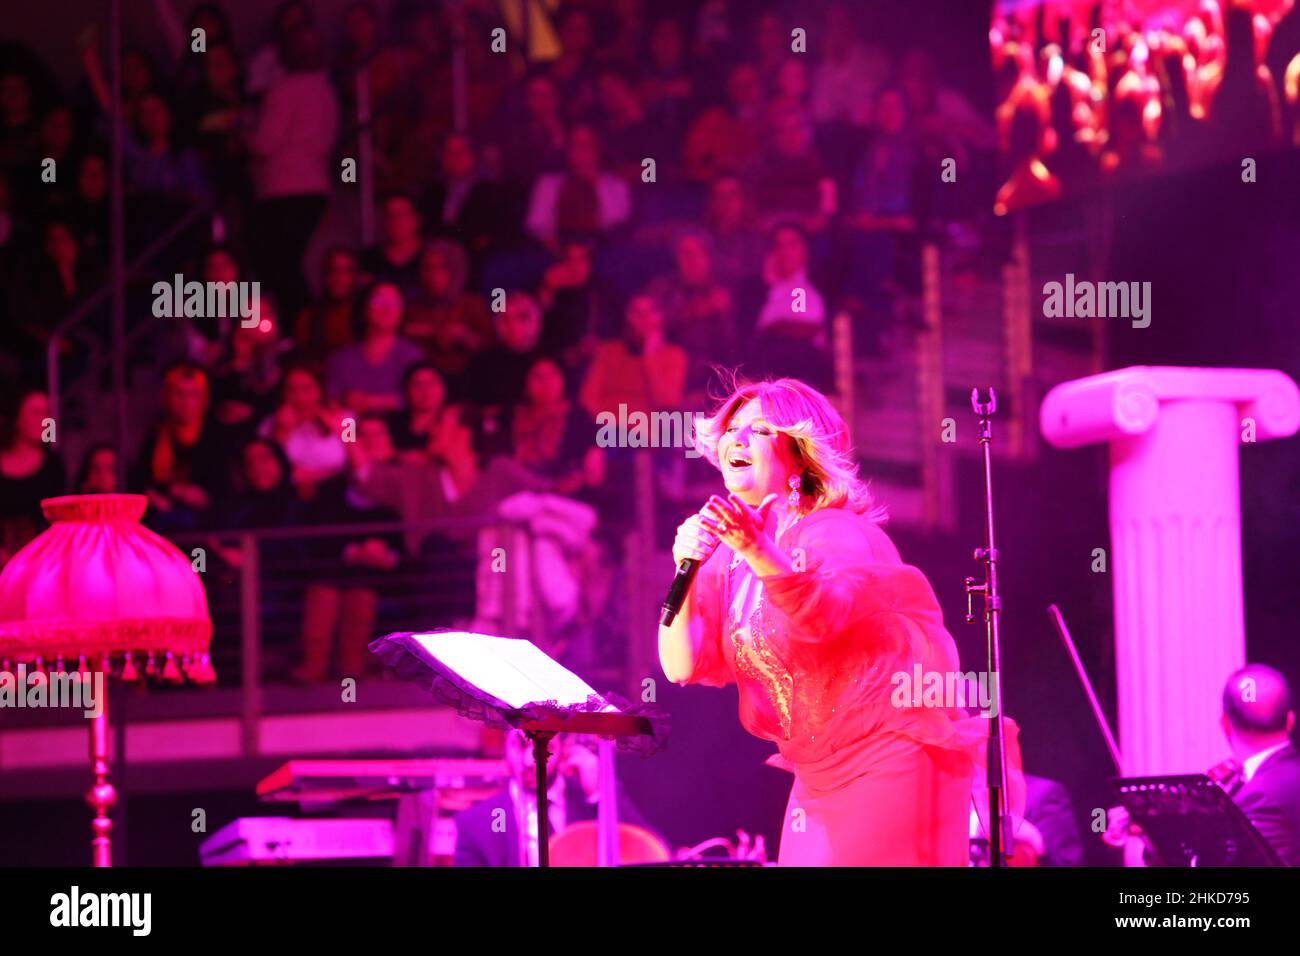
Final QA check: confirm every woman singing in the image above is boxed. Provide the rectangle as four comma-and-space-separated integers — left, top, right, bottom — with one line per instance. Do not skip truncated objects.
659, 377, 984, 866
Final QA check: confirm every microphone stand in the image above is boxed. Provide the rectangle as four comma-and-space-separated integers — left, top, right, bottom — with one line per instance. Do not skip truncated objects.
963, 388, 1012, 867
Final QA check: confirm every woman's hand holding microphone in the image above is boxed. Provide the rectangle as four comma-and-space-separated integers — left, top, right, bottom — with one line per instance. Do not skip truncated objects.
661, 495, 785, 675
672, 511, 721, 568
692, 493, 793, 579
672, 493, 781, 569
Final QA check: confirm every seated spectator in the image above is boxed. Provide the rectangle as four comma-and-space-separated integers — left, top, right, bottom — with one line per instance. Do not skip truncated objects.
508, 356, 600, 496
592, 65, 657, 182
743, 105, 833, 233
386, 362, 447, 461
750, 223, 831, 389
206, 438, 308, 634
404, 238, 494, 379
260, 363, 349, 501
900, 48, 996, 167
0, 173, 17, 352
810, 1, 892, 128
172, 3, 236, 90
291, 412, 402, 684
75, 442, 118, 495
0, 148, 22, 224
333, 1, 382, 82
350, 401, 545, 558
551, 6, 599, 121
752, 9, 790, 77
219, 436, 303, 531
771, 57, 812, 114
841, 87, 921, 335
168, 245, 246, 369
682, 61, 766, 183
36, 105, 79, 195
117, 45, 160, 121
211, 298, 289, 434
579, 293, 686, 419
704, 174, 767, 299
525, 124, 631, 250
294, 247, 362, 361
491, 71, 567, 187
640, 17, 697, 148
396, 6, 509, 163
605, 0, 649, 63
363, 46, 428, 200
459, 290, 547, 421
846, 88, 918, 230
325, 281, 424, 414
83, 41, 210, 205
537, 239, 601, 366
68, 153, 109, 260
360, 192, 425, 301
644, 228, 737, 401
0, 69, 40, 177
755, 223, 828, 340
0, 388, 64, 566
131, 363, 231, 532
176, 40, 251, 206
423, 131, 514, 260
6, 220, 99, 370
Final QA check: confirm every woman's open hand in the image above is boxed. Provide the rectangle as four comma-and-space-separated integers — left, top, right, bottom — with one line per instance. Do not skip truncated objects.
699, 492, 778, 558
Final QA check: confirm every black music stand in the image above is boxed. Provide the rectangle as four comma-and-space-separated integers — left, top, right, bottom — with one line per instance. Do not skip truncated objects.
1112, 774, 1283, 867
370, 630, 665, 867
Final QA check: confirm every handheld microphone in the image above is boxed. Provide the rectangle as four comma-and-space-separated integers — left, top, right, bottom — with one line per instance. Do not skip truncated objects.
659, 558, 701, 627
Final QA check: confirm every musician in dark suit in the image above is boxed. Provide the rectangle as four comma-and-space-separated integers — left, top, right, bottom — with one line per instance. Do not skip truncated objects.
1022, 774, 1084, 866
971, 772, 1084, 866
1221, 664, 1300, 866
422, 131, 517, 265
453, 730, 657, 867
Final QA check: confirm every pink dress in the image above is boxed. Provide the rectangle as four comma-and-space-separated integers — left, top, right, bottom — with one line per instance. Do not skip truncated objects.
678, 506, 987, 866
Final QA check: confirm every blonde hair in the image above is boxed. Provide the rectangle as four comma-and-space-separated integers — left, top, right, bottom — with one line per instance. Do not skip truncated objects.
693, 375, 886, 522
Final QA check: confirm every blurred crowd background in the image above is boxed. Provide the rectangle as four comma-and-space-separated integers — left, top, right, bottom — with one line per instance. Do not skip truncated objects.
0, 0, 996, 683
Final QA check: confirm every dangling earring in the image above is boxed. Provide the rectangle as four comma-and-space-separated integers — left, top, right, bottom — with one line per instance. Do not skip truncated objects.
788, 473, 802, 510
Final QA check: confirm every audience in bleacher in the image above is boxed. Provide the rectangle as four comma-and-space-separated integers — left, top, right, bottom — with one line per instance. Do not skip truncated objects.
0, 0, 996, 679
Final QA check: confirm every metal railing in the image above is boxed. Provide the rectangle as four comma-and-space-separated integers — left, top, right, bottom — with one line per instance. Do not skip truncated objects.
161, 505, 648, 756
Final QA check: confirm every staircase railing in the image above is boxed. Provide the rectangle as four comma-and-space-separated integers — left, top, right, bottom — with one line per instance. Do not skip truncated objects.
46, 203, 210, 425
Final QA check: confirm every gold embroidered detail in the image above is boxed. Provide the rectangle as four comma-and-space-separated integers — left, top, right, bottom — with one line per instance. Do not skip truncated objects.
727, 556, 794, 740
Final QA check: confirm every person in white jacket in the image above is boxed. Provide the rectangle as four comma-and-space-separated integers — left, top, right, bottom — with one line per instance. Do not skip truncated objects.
525, 124, 631, 250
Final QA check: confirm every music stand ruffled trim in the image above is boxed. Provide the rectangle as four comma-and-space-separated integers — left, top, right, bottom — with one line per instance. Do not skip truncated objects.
369, 630, 669, 756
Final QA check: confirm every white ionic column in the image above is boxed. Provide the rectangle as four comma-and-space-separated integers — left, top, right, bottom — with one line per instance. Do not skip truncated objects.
1039, 366, 1300, 774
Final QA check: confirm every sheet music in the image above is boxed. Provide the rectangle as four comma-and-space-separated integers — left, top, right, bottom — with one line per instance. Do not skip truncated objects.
408, 632, 613, 711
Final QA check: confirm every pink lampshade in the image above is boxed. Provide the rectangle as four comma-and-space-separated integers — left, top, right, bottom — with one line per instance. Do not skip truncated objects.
0, 494, 214, 683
